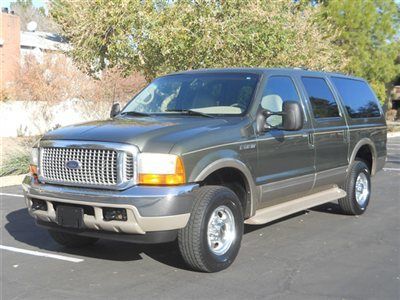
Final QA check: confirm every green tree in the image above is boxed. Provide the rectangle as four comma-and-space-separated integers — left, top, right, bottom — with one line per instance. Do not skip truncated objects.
50, 0, 346, 81
319, 0, 400, 104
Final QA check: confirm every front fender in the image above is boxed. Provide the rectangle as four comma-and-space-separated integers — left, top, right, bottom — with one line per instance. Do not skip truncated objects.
184, 149, 259, 216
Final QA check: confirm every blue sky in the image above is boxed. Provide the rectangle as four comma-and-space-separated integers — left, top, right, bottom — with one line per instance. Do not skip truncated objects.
2, 0, 46, 9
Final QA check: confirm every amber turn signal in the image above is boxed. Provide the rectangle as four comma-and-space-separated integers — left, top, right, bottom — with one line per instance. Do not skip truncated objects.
139, 156, 185, 185
29, 164, 38, 175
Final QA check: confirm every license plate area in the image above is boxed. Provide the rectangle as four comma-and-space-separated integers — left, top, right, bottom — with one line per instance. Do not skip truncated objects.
56, 205, 84, 229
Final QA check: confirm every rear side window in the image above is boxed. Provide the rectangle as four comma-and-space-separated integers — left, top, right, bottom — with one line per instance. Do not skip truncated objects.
301, 77, 340, 118
331, 77, 381, 118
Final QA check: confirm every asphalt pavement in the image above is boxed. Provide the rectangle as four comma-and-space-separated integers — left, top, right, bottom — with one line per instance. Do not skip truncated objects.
1, 137, 399, 300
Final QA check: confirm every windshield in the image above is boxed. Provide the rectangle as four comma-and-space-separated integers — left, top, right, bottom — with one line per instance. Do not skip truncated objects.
122, 73, 260, 116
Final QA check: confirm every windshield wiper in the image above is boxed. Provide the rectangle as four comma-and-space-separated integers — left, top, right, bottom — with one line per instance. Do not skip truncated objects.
165, 109, 214, 118
119, 111, 150, 117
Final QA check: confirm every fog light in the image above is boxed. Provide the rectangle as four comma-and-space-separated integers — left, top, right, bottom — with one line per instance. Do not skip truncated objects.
31, 199, 47, 211
103, 208, 127, 221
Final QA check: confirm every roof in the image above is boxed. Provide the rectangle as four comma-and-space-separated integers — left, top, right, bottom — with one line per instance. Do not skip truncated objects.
20, 30, 70, 52
170, 67, 363, 81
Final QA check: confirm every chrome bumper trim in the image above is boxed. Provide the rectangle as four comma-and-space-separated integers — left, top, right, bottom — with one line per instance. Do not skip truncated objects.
25, 195, 190, 234
23, 176, 198, 234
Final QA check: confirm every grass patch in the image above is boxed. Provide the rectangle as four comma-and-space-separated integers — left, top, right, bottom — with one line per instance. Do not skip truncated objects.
0, 152, 30, 176
387, 122, 400, 132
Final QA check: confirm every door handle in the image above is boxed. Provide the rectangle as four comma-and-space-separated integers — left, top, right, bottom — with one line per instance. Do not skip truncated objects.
343, 130, 350, 143
309, 133, 314, 147
304, 132, 314, 148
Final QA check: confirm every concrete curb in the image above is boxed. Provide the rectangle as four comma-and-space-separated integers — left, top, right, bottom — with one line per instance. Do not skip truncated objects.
387, 131, 400, 138
0, 174, 26, 188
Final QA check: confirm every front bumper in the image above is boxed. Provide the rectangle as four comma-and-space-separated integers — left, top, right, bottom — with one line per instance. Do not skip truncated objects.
22, 176, 198, 240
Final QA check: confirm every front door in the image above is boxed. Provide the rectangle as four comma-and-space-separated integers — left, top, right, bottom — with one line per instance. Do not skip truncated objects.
256, 75, 315, 207
300, 76, 349, 188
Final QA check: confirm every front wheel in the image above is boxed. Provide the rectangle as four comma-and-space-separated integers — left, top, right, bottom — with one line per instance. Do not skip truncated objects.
178, 186, 243, 272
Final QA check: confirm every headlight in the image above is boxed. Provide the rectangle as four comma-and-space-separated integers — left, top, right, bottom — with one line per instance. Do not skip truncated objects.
30, 148, 39, 165
138, 153, 185, 185
30, 148, 39, 175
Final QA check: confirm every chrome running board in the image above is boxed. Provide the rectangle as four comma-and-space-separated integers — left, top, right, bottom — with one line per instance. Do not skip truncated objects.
245, 187, 346, 225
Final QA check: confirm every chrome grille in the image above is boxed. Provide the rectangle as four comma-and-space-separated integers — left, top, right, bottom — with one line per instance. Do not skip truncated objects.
125, 153, 134, 180
41, 147, 118, 186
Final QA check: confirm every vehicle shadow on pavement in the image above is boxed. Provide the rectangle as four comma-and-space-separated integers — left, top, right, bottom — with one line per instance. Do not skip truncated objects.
243, 211, 306, 234
309, 202, 343, 215
5, 208, 190, 270
5, 203, 341, 270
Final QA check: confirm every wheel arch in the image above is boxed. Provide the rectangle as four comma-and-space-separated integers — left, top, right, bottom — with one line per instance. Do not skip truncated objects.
191, 158, 258, 218
349, 138, 378, 175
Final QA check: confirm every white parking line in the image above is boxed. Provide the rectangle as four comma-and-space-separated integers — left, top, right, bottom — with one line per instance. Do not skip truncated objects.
0, 245, 84, 263
383, 167, 400, 172
386, 160, 400, 163
0, 193, 24, 198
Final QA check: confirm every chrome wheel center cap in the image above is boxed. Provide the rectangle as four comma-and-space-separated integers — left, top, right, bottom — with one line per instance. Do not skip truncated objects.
207, 205, 236, 256
355, 173, 369, 207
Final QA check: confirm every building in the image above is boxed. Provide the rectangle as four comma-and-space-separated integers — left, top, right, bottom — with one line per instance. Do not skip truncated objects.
0, 8, 68, 90
20, 28, 69, 62
0, 9, 20, 91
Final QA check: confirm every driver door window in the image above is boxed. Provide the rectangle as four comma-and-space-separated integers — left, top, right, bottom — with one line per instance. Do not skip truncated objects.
261, 76, 301, 127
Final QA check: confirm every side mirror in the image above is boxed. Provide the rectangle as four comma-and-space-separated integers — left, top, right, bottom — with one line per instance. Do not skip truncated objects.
110, 103, 121, 118
257, 101, 303, 132
281, 101, 303, 131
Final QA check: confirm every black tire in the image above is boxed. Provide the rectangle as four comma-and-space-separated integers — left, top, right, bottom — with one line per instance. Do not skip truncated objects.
339, 160, 371, 215
48, 230, 98, 248
178, 186, 244, 272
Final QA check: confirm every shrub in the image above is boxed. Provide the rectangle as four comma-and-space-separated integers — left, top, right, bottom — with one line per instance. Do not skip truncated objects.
0, 152, 30, 176
386, 109, 399, 121
10, 53, 146, 105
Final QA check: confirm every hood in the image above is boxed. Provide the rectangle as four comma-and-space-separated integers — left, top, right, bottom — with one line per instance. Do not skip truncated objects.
42, 116, 232, 153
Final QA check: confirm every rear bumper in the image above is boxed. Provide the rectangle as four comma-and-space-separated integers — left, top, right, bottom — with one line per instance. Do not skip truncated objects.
22, 176, 198, 240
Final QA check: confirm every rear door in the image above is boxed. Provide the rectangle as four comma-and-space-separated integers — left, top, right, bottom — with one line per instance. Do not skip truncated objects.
300, 76, 349, 188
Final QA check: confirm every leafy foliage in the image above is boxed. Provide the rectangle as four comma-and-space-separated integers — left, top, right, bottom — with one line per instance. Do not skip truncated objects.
51, 0, 346, 81
319, 0, 400, 104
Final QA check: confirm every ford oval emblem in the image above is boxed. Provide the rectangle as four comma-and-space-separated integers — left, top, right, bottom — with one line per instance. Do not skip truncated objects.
65, 160, 81, 170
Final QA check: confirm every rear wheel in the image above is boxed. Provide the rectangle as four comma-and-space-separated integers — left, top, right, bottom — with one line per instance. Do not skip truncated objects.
48, 230, 98, 248
178, 186, 243, 272
339, 160, 371, 215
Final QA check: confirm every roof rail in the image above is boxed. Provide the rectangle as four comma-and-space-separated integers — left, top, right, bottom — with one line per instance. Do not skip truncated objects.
293, 67, 309, 70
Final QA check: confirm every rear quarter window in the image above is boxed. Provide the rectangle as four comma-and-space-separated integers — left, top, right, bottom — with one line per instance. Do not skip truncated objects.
331, 77, 381, 118
301, 77, 340, 119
